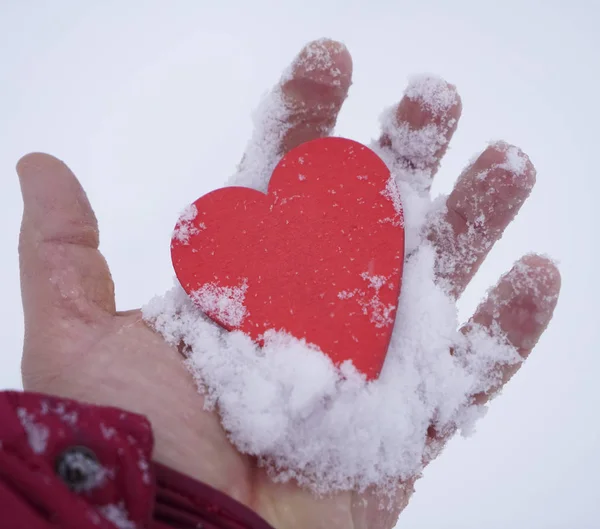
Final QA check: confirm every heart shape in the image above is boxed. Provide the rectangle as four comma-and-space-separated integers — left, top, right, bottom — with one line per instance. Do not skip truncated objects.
171, 137, 405, 380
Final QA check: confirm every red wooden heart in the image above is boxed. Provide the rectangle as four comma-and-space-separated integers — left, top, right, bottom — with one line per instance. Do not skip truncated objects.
171, 137, 404, 380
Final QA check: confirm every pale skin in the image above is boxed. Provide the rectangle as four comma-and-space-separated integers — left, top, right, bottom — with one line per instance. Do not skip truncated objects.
17, 39, 561, 529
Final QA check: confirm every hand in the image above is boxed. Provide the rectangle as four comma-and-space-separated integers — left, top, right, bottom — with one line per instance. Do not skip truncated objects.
17, 39, 560, 529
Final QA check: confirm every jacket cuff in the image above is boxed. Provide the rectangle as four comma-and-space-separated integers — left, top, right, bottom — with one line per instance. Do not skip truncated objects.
0, 390, 273, 529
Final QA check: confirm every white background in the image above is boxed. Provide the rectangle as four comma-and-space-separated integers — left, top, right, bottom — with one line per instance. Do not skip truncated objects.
0, 1, 598, 527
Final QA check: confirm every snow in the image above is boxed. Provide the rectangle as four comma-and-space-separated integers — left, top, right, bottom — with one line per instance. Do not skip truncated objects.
404, 74, 459, 116
284, 38, 345, 83
142, 73, 528, 495
496, 141, 529, 176
339, 272, 398, 329
191, 279, 249, 327
172, 204, 201, 244
380, 176, 405, 227
377, 75, 459, 194
229, 87, 289, 193
426, 141, 536, 297
60, 450, 108, 492
100, 423, 117, 440
17, 407, 49, 455
98, 503, 136, 529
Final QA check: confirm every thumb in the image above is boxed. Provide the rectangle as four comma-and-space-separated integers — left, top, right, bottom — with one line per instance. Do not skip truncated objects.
17, 153, 116, 368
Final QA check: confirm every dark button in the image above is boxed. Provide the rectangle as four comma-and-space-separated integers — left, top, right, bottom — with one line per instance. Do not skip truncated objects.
55, 446, 104, 492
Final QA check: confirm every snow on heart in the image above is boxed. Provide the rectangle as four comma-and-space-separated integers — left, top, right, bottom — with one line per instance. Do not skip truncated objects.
142, 74, 523, 495
191, 280, 249, 327
338, 272, 397, 329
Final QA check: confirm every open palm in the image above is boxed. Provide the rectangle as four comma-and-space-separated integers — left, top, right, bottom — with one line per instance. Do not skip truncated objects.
17, 39, 560, 529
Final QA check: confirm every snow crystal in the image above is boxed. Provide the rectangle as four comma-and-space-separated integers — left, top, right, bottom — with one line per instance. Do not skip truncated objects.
142, 73, 528, 496
380, 177, 404, 225
339, 272, 397, 329
172, 204, 202, 244
17, 408, 49, 455
191, 280, 248, 327
380, 109, 447, 183
404, 74, 459, 116
494, 141, 529, 176
39, 399, 78, 425
281, 38, 346, 85
427, 140, 535, 296
98, 503, 135, 529
52, 401, 78, 426
100, 423, 117, 440
60, 450, 108, 492
138, 453, 151, 485
229, 86, 289, 192
378, 74, 458, 193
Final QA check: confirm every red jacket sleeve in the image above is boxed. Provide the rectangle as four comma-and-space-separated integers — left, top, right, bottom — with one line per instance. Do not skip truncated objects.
0, 391, 274, 529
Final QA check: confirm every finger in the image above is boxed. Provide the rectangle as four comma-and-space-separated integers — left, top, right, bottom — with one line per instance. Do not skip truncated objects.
17, 153, 115, 337
379, 75, 461, 188
428, 142, 536, 298
279, 38, 353, 152
464, 254, 561, 405
425, 254, 561, 458
233, 39, 353, 190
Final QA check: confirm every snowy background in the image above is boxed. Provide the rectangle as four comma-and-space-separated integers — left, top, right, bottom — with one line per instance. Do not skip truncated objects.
1, 1, 598, 527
